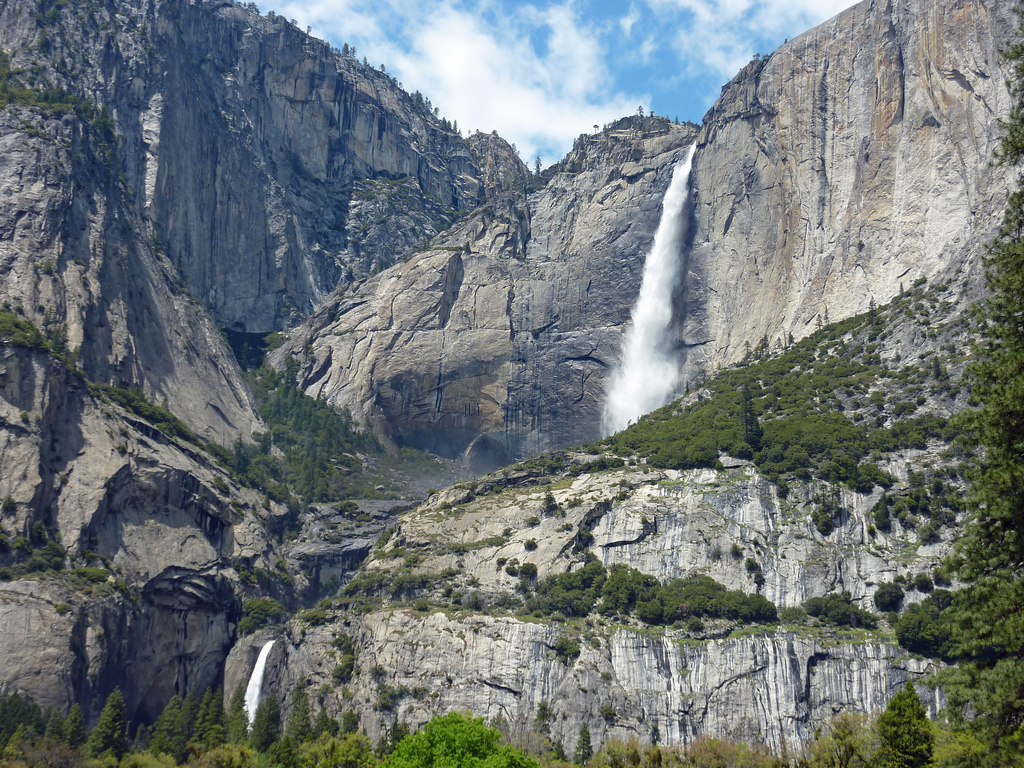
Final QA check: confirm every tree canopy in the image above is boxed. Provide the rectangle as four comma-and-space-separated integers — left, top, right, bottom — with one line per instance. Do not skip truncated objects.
942, 4, 1024, 761
389, 713, 537, 768
877, 683, 933, 768
87, 688, 128, 760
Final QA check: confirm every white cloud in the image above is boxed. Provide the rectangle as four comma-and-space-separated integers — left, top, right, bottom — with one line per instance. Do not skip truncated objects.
256, 0, 858, 161
261, 0, 644, 166
619, 5, 640, 36
643, 0, 855, 80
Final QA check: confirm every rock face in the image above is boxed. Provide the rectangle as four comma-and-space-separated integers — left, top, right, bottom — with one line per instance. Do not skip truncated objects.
278, 120, 698, 463
0, 0, 525, 338
0, 0, 1011, 747
347, 459, 951, 614
254, 277, 973, 752
682, 0, 1014, 377
0, 345, 292, 723
0, 0, 521, 721
275, 0, 1014, 460
261, 610, 939, 755
0, 103, 259, 444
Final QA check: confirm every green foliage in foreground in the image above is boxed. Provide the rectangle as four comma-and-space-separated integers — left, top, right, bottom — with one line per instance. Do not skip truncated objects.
877, 683, 933, 768
937, 6, 1024, 762
87, 688, 127, 760
0, 689, 995, 768
523, 556, 778, 626
390, 713, 537, 768
0, 693, 45, 750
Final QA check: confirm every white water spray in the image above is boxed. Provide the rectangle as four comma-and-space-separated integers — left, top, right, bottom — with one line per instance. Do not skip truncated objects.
602, 144, 697, 436
244, 640, 275, 730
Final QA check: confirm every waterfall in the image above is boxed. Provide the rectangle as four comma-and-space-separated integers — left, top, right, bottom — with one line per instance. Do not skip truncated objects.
244, 640, 275, 730
602, 144, 697, 436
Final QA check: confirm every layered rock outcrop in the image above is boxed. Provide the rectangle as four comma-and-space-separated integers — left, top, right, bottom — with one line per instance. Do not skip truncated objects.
348, 457, 951, 613
253, 610, 939, 754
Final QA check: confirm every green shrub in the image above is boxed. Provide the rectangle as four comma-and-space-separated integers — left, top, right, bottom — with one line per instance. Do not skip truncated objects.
299, 607, 330, 626
893, 590, 955, 659
525, 558, 778, 626
239, 598, 286, 635
804, 592, 876, 629
912, 573, 934, 593
0, 312, 47, 350
552, 634, 580, 665
873, 582, 905, 612
778, 606, 807, 623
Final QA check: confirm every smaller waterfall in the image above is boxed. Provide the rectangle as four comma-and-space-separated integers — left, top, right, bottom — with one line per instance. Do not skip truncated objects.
244, 640, 275, 729
602, 144, 697, 435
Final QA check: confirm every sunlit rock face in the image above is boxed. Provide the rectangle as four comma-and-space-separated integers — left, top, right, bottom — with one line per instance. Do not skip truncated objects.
255, 454, 950, 752
276, 121, 698, 464
0, 346, 289, 723
279, 0, 1014, 460
264, 596, 939, 754
682, 0, 1014, 381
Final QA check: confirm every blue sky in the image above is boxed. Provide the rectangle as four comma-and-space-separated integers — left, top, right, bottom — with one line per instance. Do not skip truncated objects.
256, 0, 856, 166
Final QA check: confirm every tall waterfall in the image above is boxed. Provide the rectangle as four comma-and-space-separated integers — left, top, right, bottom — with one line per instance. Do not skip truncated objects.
602, 144, 697, 435
244, 640, 275, 729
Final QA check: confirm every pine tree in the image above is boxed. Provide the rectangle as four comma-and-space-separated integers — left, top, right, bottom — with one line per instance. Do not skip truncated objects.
63, 703, 85, 748
45, 709, 64, 742
314, 707, 339, 738
573, 722, 592, 765
87, 688, 127, 759
150, 695, 188, 761
226, 684, 249, 744
193, 688, 226, 751
340, 710, 358, 736
182, 691, 200, 733
250, 696, 281, 752
285, 687, 312, 743
877, 683, 932, 768
942, 5, 1024, 759
4, 724, 29, 759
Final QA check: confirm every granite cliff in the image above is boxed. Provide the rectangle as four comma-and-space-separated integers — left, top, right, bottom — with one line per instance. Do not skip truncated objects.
0, 0, 1012, 750
0, 342, 294, 722
276, 119, 697, 466
0, 0, 516, 726
277, 0, 1014, 462
243, 274, 973, 752
681, 0, 1014, 381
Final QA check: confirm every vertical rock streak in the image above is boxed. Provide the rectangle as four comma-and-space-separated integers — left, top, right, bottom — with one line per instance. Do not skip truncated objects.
244, 640, 275, 729
603, 145, 696, 435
